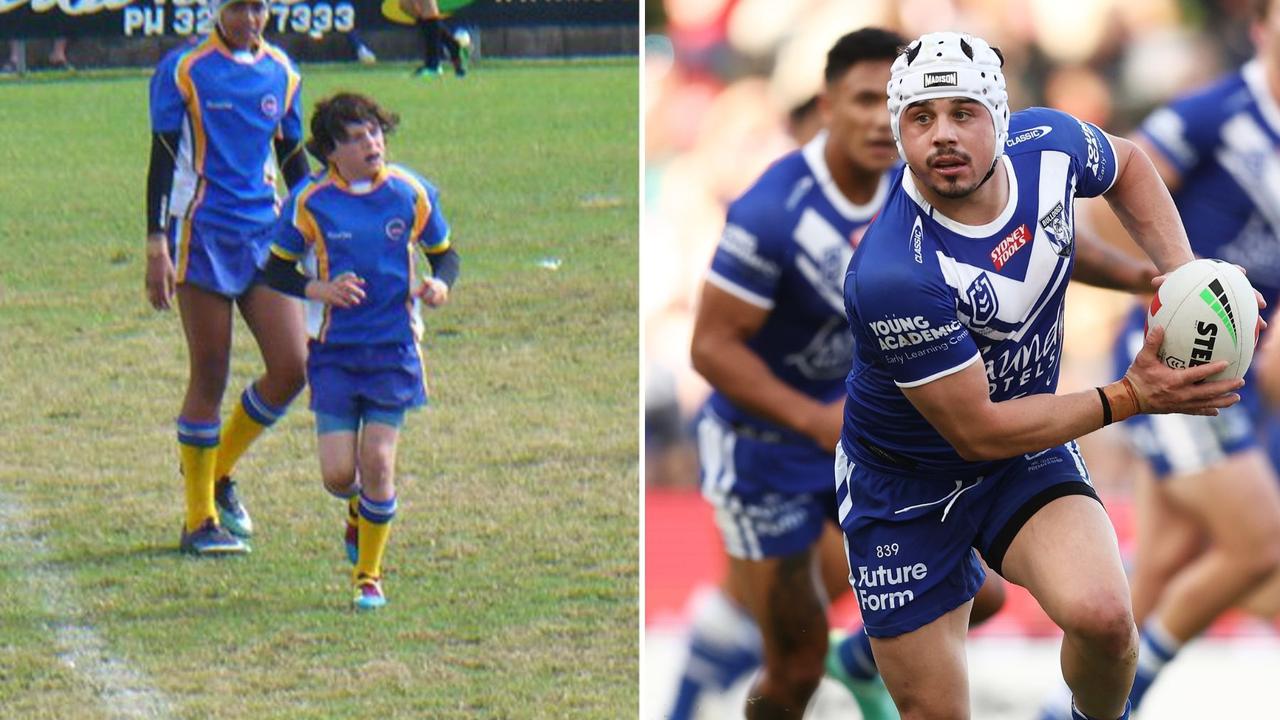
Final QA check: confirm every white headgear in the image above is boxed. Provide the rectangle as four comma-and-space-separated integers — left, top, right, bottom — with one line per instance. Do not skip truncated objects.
887, 32, 1009, 162
209, 0, 266, 18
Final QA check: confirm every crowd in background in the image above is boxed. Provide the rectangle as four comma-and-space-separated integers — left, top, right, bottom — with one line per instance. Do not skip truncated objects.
643, 0, 1260, 493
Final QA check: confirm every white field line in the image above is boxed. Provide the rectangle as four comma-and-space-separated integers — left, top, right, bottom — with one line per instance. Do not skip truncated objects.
0, 495, 174, 719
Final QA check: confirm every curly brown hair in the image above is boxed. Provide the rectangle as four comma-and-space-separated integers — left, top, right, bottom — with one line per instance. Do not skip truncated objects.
305, 93, 400, 162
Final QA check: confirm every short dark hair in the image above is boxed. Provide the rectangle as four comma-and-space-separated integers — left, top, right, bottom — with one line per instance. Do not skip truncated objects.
824, 27, 906, 86
306, 92, 400, 162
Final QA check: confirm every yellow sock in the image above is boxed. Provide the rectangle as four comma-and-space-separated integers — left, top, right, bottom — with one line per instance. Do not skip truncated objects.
214, 384, 289, 480
354, 494, 397, 581
179, 442, 218, 532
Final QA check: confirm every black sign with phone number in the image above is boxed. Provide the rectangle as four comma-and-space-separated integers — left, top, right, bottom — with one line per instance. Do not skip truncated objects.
0, 0, 637, 38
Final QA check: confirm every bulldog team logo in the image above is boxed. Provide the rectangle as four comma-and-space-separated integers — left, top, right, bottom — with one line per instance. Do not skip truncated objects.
260, 94, 279, 119
1039, 201, 1073, 257
966, 273, 999, 329
385, 217, 408, 241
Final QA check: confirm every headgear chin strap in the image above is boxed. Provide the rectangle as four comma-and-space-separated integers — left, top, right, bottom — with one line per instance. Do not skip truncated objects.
887, 32, 1009, 173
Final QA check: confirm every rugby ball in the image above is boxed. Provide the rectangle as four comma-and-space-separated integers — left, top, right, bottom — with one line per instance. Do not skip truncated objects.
454, 28, 472, 49
1146, 259, 1260, 381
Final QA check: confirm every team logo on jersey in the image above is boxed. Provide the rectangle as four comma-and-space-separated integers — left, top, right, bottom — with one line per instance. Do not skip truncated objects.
1006, 125, 1052, 147
260, 94, 279, 119
966, 273, 999, 329
1039, 202, 1073, 256
923, 72, 958, 88
385, 218, 408, 241
991, 224, 1031, 271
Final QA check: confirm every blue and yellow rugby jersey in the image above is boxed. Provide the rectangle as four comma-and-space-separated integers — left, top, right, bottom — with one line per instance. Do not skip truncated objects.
271, 164, 451, 346
149, 32, 303, 230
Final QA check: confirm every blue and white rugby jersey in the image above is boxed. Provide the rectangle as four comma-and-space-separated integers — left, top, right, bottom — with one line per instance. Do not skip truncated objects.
841, 108, 1118, 477
703, 132, 894, 470
1139, 60, 1280, 302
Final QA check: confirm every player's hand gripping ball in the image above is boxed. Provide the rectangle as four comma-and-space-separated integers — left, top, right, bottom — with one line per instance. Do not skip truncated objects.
1146, 259, 1261, 381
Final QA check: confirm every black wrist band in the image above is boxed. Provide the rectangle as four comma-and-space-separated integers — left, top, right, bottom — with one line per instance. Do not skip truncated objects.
1096, 386, 1113, 426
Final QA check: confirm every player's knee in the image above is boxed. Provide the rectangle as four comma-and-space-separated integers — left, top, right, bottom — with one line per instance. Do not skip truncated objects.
264, 354, 306, 397
1238, 533, 1280, 583
188, 352, 231, 401
321, 469, 357, 497
360, 461, 395, 494
1060, 595, 1136, 659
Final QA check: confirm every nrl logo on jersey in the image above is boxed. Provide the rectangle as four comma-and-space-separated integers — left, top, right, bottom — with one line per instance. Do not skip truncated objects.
966, 273, 999, 329
923, 72, 958, 88
1039, 202, 1073, 256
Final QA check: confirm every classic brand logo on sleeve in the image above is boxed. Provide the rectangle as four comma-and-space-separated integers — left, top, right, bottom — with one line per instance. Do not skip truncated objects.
910, 216, 923, 264
922, 71, 958, 88
1006, 125, 1052, 147
867, 315, 963, 350
990, 223, 1030, 271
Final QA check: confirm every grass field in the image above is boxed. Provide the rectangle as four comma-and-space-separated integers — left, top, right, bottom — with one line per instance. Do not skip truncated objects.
0, 58, 637, 718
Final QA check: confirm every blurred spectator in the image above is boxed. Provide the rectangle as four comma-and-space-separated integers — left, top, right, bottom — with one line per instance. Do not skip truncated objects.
345, 31, 377, 65
3, 37, 72, 74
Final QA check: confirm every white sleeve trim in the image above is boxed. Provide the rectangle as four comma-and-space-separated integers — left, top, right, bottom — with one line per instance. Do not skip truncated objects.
894, 350, 982, 389
706, 270, 775, 310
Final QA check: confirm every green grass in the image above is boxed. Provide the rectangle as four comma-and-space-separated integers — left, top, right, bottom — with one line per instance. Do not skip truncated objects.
0, 59, 638, 719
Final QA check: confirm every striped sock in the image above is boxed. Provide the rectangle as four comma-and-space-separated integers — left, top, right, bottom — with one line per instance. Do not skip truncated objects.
354, 493, 397, 581
177, 417, 220, 532
1129, 619, 1180, 710
668, 590, 762, 720
213, 384, 289, 481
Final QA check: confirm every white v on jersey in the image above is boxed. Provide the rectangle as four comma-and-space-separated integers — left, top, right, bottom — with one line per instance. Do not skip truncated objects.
841, 107, 1119, 478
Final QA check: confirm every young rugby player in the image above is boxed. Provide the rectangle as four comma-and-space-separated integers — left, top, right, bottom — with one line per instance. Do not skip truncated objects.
265, 93, 460, 610
145, 0, 310, 555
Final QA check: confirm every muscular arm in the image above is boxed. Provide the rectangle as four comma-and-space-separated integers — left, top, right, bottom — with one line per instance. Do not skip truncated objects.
901, 327, 1241, 462
1102, 134, 1193, 273
690, 282, 842, 450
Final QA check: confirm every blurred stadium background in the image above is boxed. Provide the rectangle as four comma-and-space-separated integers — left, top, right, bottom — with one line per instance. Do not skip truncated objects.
641, 0, 1280, 718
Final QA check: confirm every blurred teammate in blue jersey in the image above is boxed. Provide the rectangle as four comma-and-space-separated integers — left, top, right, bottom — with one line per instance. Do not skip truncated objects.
681, 29, 1011, 720
145, 0, 311, 556
1037, 2, 1280, 717
838, 31, 1256, 720
265, 93, 460, 610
